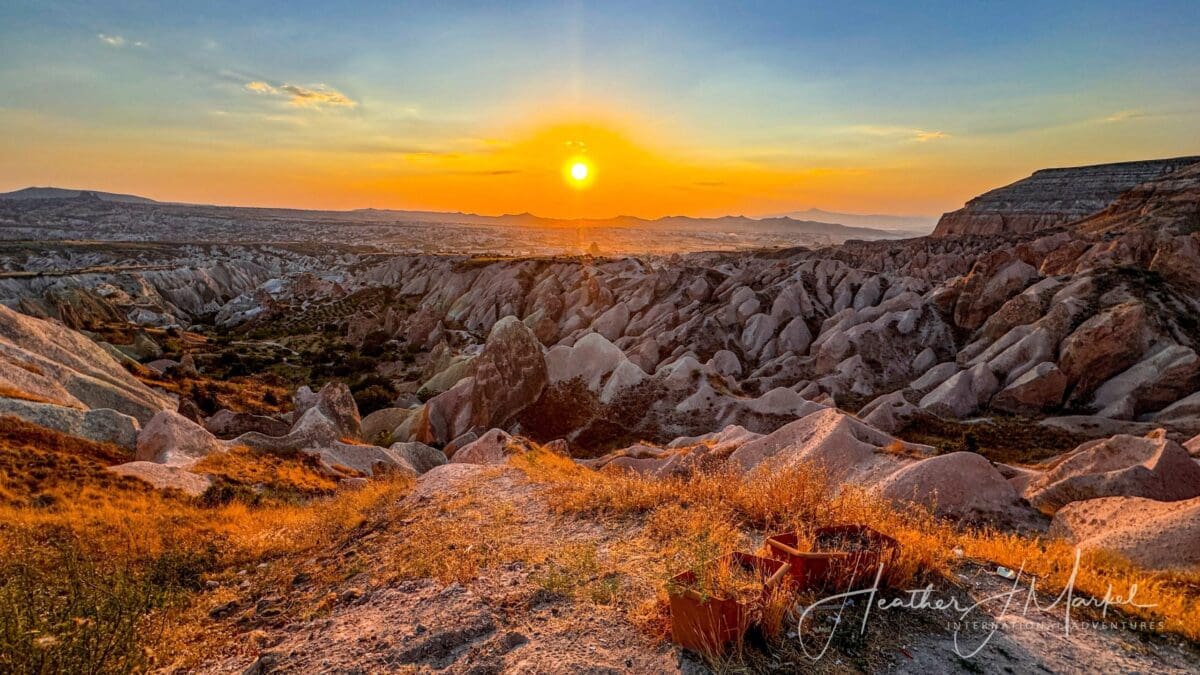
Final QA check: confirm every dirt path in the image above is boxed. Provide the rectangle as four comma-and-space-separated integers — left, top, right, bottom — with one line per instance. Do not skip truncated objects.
199, 464, 1200, 674
202, 464, 691, 674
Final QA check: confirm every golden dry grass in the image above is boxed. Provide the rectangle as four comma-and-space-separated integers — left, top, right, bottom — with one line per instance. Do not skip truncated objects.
132, 370, 291, 415
3, 419, 1198, 671
510, 445, 1200, 643
0, 385, 64, 406
192, 445, 338, 498
0, 420, 414, 672
389, 487, 532, 584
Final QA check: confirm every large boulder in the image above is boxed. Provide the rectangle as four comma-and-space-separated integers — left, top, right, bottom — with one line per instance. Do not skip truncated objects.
909, 362, 960, 395
918, 363, 1000, 418
468, 316, 548, 431
1025, 430, 1200, 514
115, 332, 163, 361
990, 362, 1068, 414
875, 452, 1034, 525
1049, 496, 1200, 571
361, 407, 416, 444
599, 360, 649, 404
728, 408, 928, 483
417, 356, 475, 400
0, 304, 172, 422
1154, 392, 1200, 435
236, 382, 364, 451
135, 410, 227, 467
544, 332, 625, 392
450, 429, 517, 465
309, 441, 417, 477
310, 382, 362, 441
1058, 302, 1152, 403
107, 461, 212, 497
0, 398, 139, 449
1090, 345, 1200, 419
204, 409, 290, 439
858, 391, 918, 433
415, 377, 475, 447
388, 441, 448, 474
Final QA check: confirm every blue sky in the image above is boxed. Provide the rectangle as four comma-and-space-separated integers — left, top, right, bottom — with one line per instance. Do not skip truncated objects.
2, 1, 1198, 216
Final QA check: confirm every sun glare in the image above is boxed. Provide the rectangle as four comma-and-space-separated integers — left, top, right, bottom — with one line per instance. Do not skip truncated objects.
564, 157, 593, 188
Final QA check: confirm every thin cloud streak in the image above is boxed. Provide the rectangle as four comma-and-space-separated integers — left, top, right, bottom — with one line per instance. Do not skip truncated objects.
847, 125, 951, 143
245, 81, 357, 109
98, 33, 146, 48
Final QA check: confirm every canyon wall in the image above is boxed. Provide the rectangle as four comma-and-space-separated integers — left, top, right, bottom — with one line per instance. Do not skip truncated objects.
933, 156, 1200, 237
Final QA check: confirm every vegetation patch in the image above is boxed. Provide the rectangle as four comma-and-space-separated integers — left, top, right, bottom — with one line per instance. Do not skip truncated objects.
894, 412, 1088, 464
0, 421, 414, 672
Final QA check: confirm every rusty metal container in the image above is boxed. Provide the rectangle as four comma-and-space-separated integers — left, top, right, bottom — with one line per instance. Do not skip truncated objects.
668, 552, 791, 655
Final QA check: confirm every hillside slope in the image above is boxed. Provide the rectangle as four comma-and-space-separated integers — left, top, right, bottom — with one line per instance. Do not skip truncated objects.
933, 156, 1200, 236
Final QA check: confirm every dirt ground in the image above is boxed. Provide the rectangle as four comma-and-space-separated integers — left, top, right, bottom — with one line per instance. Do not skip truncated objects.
197, 464, 1200, 674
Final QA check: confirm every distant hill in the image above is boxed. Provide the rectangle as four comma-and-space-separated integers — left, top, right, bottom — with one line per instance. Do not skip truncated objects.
0, 186, 911, 241
770, 208, 936, 234
352, 210, 913, 240
0, 187, 159, 204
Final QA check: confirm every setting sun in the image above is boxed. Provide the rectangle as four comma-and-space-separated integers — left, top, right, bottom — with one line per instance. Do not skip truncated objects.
565, 157, 593, 189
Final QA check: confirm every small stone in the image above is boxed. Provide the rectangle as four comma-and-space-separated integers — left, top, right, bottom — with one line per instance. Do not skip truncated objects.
209, 601, 238, 619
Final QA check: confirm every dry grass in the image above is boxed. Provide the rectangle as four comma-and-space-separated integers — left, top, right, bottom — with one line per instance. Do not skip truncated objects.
192, 445, 338, 501
894, 412, 1087, 464
0, 416, 135, 506
132, 370, 291, 415
510, 445, 1200, 645
3, 418, 1197, 671
0, 385, 64, 406
389, 489, 532, 584
0, 421, 414, 672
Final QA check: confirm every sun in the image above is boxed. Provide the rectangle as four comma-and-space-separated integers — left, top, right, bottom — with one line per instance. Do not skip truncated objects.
563, 157, 593, 188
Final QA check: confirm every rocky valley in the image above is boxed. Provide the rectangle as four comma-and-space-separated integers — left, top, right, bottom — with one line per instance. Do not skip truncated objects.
3, 156, 1200, 673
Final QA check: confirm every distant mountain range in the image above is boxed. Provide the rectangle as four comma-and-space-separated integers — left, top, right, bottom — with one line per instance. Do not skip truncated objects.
0, 186, 924, 240
0, 186, 158, 204
770, 208, 936, 233
351, 208, 921, 239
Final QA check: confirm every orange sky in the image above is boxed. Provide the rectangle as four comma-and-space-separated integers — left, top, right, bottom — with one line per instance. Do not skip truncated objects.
2, 111, 1010, 218
3, 2, 1199, 219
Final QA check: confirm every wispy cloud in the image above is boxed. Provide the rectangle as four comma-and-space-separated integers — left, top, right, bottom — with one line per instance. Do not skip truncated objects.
245, 81, 357, 108
1104, 110, 1149, 123
849, 125, 951, 143
97, 33, 146, 48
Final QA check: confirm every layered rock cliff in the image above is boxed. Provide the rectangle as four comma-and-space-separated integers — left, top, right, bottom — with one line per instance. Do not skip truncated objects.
933, 156, 1200, 237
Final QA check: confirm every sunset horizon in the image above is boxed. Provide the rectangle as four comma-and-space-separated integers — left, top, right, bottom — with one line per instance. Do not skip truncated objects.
4, 2, 1198, 219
